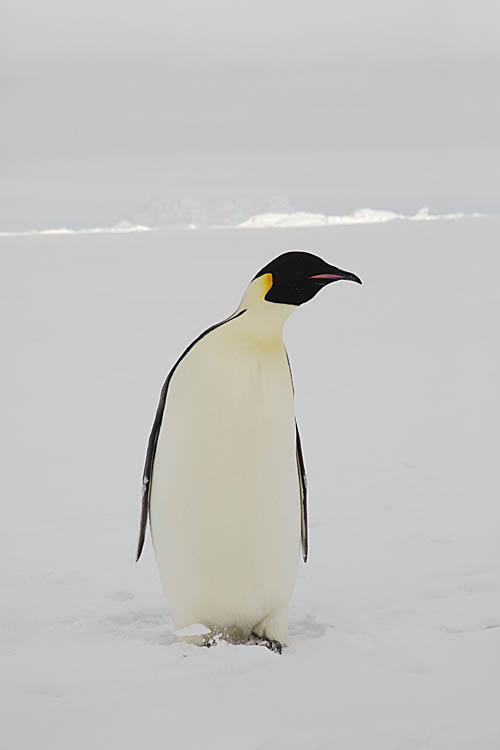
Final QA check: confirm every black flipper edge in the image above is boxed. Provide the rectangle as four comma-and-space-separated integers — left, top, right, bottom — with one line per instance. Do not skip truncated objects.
295, 420, 308, 563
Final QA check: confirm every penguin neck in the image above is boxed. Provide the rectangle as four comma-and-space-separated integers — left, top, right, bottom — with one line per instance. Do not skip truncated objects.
235, 274, 295, 341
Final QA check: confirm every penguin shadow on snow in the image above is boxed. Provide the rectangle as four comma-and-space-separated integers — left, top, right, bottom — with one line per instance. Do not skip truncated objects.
99, 593, 177, 646
100, 593, 330, 650
187, 613, 332, 652
100, 607, 284, 651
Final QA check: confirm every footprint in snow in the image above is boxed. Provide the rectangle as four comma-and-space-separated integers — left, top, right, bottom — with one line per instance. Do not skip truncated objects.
100, 609, 177, 646
109, 588, 135, 602
289, 612, 331, 639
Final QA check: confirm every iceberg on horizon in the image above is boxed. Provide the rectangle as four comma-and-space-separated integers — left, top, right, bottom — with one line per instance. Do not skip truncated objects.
234, 206, 479, 229
0, 208, 485, 236
0, 221, 155, 238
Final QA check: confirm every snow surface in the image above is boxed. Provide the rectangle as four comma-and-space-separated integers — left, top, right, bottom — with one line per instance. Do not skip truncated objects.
2, 217, 500, 749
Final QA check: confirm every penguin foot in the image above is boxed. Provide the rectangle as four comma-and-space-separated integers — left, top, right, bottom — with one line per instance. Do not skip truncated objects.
251, 608, 287, 646
257, 637, 282, 654
202, 626, 249, 647
203, 636, 218, 648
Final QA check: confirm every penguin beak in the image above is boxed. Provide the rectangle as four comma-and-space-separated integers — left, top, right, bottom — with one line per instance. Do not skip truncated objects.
310, 268, 362, 285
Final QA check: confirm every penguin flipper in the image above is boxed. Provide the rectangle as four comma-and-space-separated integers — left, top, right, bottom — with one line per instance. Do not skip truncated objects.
136, 375, 170, 561
136, 308, 248, 562
295, 420, 308, 563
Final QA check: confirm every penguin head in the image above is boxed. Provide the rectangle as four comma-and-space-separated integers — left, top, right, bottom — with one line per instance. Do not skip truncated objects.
252, 251, 362, 306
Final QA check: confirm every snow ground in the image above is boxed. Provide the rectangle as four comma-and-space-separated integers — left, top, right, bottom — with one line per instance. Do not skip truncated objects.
2, 217, 500, 749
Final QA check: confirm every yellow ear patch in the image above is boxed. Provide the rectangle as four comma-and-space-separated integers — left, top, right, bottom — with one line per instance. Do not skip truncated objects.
259, 272, 273, 299
237, 272, 274, 310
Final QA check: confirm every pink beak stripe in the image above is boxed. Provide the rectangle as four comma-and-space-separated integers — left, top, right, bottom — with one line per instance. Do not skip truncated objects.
309, 273, 344, 280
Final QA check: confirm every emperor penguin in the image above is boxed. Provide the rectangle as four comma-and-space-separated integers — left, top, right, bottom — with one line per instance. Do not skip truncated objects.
137, 251, 361, 652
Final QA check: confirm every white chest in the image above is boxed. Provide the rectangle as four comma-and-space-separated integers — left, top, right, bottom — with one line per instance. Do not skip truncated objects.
149, 315, 301, 631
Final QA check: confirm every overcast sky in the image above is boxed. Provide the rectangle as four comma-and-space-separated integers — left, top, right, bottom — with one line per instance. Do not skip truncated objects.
7, 0, 500, 62
4, 0, 500, 228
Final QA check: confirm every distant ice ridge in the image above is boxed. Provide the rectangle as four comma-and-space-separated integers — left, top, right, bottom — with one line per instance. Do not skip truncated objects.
0, 221, 155, 237
234, 207, 482, 229
136, 193, 485, 229
0, 208, 485, 236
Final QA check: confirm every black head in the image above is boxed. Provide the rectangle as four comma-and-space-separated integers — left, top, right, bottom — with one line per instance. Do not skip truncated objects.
253, 251, 362, 306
